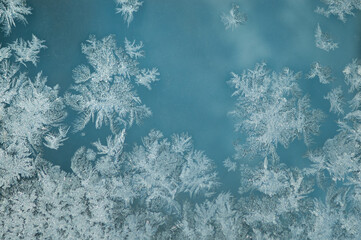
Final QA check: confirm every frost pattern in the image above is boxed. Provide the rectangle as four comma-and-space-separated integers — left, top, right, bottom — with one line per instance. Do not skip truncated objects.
224, 59, 360, 239
0, 0, 31, 35
223, 158, 237, 172
65, 35, 158, 133
308, 62, 334, 84
43, 126, 69, 150
315, 23, 338, 52
177, 193, 242, 240
228, 63, 324, 162
124, 37, 144, 58
1, 5, 361, 239
221, 3, 247, 30
115, 0, 143, 26
306, 59, 361, 184
0, 146, 35, 189
324, 86, 344, 115
9, 34, 46, 66
343, 58, 361, 92
127, 130, 218, 212
0, 130, 219, 239
2, 72, 66, 148
0, 39, 65, 189
316, 0, 361, 22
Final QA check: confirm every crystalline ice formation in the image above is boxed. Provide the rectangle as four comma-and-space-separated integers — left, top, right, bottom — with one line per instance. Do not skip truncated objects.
308, 62, 334, 84
228, 63, 324, 162
0, 0, 31, 35
315, 24, 338, 52
316, 0, 361, 22
221, 3, 247, 30
0, 37, 66, 189
115, 0, 143, 26
65, 35, 159, 133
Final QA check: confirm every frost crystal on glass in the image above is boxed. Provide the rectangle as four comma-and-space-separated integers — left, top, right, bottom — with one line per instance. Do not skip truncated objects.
316, 0, 361, 22
306, 60, 361, 184
223, 158, 237, 172
127, 130, 218, 212
221, 3, 247, 30
308, 62, 334, 84
315, 24, 338, 52
1, 2, 361, 239
229, 63, 324, 162
115, 0, 143, 26
0, 38, 65, 189
0, 0, 31, 35
0, 128, 220, 238
2, 72, 66, 149
43, 126, 69, 150
324, 86, 344, 115
178, 193, 241, 240
343, 58, 361, 92
65, 35, 159, 133
10, 34, 46, 67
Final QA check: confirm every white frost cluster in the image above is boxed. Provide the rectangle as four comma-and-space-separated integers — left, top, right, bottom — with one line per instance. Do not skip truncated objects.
315, 24, 338, 52
127, 130, 219, 209
229, 63, 324, 162
307, 62, 334, 84
135, 68, 159, 90
0, 129, 221, 238
115, 0, 143, 26
44, 126, 69, 150
221, 3, 247, 30
343, 58, 361, 92
65, 35, 159, 133
0, 0, 31, 35
324, 86, 344, 115
1, 3, 361, 239
0, 36, 65, 189
124, 37, 144, 58
10, 34, 46, 66
306, 59, 361, 184
223, 158, 237, 172
316, 0, 361, 22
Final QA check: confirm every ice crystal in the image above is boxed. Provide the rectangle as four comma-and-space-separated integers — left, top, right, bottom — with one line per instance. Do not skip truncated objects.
0, 38, 64, 189
43, 126, 69, 150
343, 58, 361, 92
0, 128, 220, 239
223, 158, 237, 172
119, 212, 164, 239
65, 35, 158, 133
115, 0, 143, 26
221, 3, 247, 30
315, 24, 338, 52
308, 62, 334, 84
2, 72, 66, 149
124, 37, 144, 58
178, 194, 242, 240
1, 4, 361, 239
316, 0, 361, 22
9, 34, 46, 67
135, 68, 159, 90
0, 146, 35, 189
349, 91, 361, 110
0, 0, 31, 35
229, 63, 324, 162
306, 60, 361, 185
324, 86, 344, 115
127, 130, 218, 212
